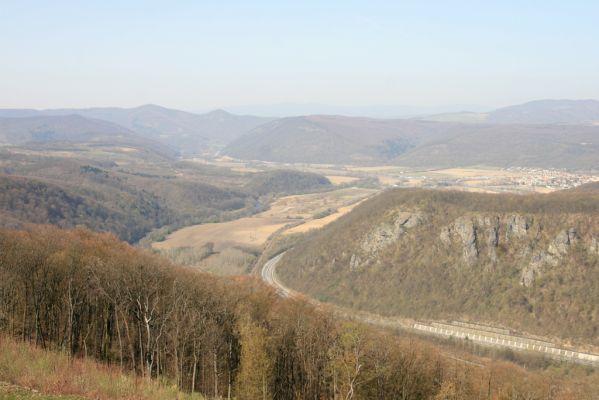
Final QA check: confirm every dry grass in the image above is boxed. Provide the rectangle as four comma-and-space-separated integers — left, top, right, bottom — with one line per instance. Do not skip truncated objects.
324, 175, 359, 185
284, 201, 366, 234
403, 177, 425, 186
427, 167, 515, 178
115, 147, 138, 153
0, 382, 83, 399
0, 336, 201, 400
190, 157, 253, 171
152, 188, 377, 271
377, 176, 401, 186
230, 166, 260, 173
346, 165, 402, 173
443, 186, 500, 194
261, 188, 376, 220
531, 186, 557, 193
195, 247, 257, 275
154, 190, 378, 251
153, 217, 291, 251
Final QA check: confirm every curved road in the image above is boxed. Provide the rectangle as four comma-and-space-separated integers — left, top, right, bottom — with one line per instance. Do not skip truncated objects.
260, 253, 599, 367
260, 252, 293, 298
261, 252, 417, 330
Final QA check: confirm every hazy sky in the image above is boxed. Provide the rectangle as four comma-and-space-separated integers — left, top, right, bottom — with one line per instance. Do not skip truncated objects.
1, 1, 598, 110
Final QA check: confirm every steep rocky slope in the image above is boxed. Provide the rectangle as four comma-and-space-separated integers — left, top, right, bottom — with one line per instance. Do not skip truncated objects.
277, 188, 599, 344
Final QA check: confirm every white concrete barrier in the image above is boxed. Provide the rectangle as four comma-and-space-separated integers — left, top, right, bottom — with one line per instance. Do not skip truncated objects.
413, 322, 599, 367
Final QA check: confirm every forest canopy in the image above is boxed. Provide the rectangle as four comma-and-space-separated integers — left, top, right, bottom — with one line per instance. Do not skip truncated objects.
0, 225, 588, 399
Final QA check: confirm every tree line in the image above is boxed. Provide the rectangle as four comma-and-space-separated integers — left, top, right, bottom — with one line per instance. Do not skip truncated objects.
0, 225, 586, 399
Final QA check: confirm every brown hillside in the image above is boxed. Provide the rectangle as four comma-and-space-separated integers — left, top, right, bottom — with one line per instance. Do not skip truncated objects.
278, 188, 599, 344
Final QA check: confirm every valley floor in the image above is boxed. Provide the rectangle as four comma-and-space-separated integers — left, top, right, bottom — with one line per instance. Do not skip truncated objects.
153, 187, 376, 272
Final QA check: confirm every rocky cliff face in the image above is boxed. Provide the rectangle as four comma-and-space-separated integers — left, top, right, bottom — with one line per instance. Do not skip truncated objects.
590, 236, 599, 254
361, 211, 423, 254
278, 188, 599, 344
350, 210, 424, 270
440, 216, 480, 265
440, 215, 516, 265
351, 208, 591, 287
438, 214, 586, 287
521, 228, 578, 286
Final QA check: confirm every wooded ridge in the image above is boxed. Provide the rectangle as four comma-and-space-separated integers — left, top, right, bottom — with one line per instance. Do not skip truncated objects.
1, 225, 594, 399
278, 187, 599, 346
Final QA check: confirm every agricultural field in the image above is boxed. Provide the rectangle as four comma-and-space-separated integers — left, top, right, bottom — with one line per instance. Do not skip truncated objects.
261, 187, 376, 220
153, 187, 376, 274
284, 200, 367, 234
324, 175, 359, 185
426, 167, 518, 178
153, 216, 291, 251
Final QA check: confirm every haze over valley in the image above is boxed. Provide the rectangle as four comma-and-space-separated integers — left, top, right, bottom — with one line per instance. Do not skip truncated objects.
2, 2, 599, 399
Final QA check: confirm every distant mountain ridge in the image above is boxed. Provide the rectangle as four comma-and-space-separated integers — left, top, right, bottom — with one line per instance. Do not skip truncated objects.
487, 99, 599, 125
222, 103, 492, 118
3, 99, 599, 168
0, 114, 177, 159
223, 114, 599, 169
0, 105, 272, 155
418, 99, 599, 125
223, 115, 453, 164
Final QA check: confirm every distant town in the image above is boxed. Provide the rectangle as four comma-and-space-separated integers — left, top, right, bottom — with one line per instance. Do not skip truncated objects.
391, 167, 599, 193
505, 167, 599, 190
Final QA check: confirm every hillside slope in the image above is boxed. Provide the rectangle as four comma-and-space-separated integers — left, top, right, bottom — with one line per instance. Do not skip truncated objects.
1, 226, 595, 399
0, 168, 255, 244
487, 99, 599, 125
0, 105, 271, 154
0, 153, 254, 242
223, 116, 456, 164
278, 188, 599, 344
224, 115, 599, 168
418, 99, 599, 125
244, 170, 331, 195
0, 174, 171, 242
0, 336, 199, 400
0, 151, 339, 243
0, 115, 175, 159
394, 123, 599, 169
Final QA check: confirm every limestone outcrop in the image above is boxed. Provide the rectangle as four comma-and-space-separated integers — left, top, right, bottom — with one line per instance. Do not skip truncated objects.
349, 254, 362, 271
506, 214, 531, 239
590, 236, 599, 254
360, 211, 423, 255
520, 228, 578, 286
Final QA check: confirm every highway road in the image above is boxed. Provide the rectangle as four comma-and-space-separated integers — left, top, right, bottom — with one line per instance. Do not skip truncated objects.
260, 252, 292, 298
260, 252, 599, 367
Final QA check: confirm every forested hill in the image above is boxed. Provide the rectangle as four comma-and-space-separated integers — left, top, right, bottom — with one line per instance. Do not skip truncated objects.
278, 188, 599, 345
0, 105, 272, 154
244, 169, 331, 195
0, 225, 594, 399
0, 174, 170, 242
223, 114, 599, 168
0, 152, 334, 243
0, 115, 176, 159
